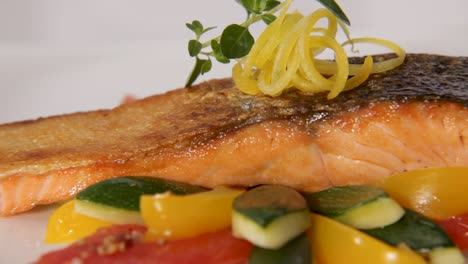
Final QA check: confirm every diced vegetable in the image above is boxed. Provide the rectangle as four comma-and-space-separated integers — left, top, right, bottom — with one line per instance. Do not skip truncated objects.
305, 185, 404, 229
74, 200, 144, 224
232, 185, 310, 249
308, 213, 426, 264
429, 247, 464, 264
439, 213, 468, 251
39, 225, 253, 264
45, 200, 113, 243
248, 233, 311, 264
363, 209, 455, 250
75, 176, 206, 224
379, 167, 468, 220
363, 209, 463, 263
140, 186, 244, 240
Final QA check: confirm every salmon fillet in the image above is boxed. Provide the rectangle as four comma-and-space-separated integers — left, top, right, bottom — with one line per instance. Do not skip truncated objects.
0, 54, 467, 216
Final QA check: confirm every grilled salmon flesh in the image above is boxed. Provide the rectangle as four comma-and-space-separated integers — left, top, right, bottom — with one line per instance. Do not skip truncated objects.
0, 54, 467, 216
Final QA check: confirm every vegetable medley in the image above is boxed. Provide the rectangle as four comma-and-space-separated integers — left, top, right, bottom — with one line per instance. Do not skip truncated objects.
40, 167, 468, 263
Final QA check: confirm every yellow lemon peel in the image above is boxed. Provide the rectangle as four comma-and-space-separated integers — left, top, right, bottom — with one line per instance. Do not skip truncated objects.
233, 0, 406, 99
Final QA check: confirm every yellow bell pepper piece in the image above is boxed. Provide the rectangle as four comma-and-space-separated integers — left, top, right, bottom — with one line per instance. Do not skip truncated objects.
379, 167, 468, 220
45, 200, 113, 243
308, 213, 426, 264
140, 187, 244, 240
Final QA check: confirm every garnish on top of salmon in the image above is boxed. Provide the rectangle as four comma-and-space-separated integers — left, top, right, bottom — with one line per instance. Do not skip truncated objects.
0, 53, 466, 216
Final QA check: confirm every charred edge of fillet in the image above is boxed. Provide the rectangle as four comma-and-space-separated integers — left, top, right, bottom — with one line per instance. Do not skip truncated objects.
1, 54, 465, 165
172, 54, 467, 149
345, 53, 468, 107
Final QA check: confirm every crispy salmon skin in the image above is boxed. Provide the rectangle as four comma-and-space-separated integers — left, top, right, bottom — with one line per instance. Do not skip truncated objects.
0, 54, 467, 216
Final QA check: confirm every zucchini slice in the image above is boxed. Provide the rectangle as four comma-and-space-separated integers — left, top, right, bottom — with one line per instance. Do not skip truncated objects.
429, 247, 464, 264
248, 233, 311, 264
304, 185, 404, 229
75, 176, 206, 223
232, 185, 310, 249
75, 199, 143, 224
363, 209, 464, 264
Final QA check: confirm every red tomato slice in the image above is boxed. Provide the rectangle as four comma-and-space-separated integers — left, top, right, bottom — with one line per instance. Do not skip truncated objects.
439, 213, 468, 251
37, 224, 147, 264
37, 225, 252, 264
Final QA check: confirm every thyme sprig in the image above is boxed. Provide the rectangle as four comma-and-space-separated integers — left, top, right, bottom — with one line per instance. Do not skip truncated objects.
185, 0, 349, 87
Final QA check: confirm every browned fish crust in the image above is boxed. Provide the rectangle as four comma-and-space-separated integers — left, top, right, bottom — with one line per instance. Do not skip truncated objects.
0, 53, 466, 215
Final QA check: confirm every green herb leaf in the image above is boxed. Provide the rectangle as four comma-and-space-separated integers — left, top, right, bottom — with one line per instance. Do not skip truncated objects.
241, 0, 280, 14
264, 0, 281, 11
185, 57, 206, 87
220, 24, 255, 59
315, 0, 350, 26
261, 14, 276, 24
211, 40, 230, 64
240, 0, 261, 14
186, 58, 212, 87
200, 58, 212, 74
188, 39, 202, 57
186, 20, 205, 38
202, 26, 216, 34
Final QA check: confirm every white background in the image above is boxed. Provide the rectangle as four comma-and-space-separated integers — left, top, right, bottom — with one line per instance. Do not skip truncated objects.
0, 0, 467, 263
0, 0, 467, 124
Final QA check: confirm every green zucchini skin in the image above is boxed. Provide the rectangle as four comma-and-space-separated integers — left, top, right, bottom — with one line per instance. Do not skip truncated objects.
303, 185, 404, 229
248, 233, 311, 264
304, 185, 387, 217
234, 185, 308, 227
362, 209, 455, 250
232, 185, 311, 249
76, 176, 206, 211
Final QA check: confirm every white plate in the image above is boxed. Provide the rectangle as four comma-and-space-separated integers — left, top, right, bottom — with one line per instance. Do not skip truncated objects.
0, 0, 467, 262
